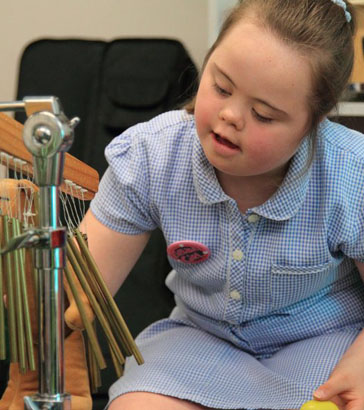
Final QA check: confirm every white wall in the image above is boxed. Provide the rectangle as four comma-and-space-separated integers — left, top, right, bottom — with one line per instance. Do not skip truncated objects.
208, 0, 238, 45
0, 0, 210, 101
0, 0, 239, 102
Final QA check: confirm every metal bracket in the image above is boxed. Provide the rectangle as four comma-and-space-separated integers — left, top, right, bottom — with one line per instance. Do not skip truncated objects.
0, 227, 66, 255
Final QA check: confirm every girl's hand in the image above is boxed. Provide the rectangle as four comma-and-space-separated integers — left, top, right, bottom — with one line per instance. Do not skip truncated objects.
315, 261, 364, 409
313, 350, 364, 410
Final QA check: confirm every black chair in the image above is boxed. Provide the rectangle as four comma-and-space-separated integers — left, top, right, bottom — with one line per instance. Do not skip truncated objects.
15, 38, 198, 176
10, 37, 199, 409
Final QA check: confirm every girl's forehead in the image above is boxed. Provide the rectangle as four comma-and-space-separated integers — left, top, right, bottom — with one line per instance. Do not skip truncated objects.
216, 20, 311, 79
210, 19, 313, 114
217, 18, 281, 55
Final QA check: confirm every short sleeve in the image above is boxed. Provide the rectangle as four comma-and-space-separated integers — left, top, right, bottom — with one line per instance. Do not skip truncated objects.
333, 161, 364, 262
90, 128, 157, 234
338, 200, 364, 262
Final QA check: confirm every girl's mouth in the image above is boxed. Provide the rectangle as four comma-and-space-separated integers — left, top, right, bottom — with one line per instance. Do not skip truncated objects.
213, 132, 240, 150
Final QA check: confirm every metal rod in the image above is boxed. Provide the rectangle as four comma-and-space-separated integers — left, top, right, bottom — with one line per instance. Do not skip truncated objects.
2, 215, 17, 362
64, 263, 106, 369
36, 186, 65, 396
0, 219, 5, 360
15, 220, 36, 371
0, 101, 25, 112
11, 218, 27, 373
74, 229, 143, 364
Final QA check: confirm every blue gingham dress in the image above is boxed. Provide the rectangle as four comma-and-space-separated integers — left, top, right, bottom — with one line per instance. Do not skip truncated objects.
90, 110, 364, 409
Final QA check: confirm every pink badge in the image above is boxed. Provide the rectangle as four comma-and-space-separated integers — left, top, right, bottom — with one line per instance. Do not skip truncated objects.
167, 240, 210, 264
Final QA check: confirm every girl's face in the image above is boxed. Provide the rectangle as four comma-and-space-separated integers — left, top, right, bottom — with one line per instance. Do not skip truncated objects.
195, 18, 312, 183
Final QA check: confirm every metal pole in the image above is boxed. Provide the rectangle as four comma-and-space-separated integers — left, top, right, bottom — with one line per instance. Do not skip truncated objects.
35, 186, 67, 406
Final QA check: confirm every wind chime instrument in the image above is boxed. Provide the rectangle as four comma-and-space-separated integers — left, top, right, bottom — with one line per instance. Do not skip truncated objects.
0, 98, 143, 410
0, 98, 334, 410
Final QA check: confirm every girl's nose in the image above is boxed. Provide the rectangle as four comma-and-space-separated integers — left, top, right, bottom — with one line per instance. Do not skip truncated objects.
219, 106, 244, 131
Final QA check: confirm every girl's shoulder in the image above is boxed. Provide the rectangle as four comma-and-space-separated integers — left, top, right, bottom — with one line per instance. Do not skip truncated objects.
104, 110, 197, 180
320, 118, 364, 162
121, 109, 195, 141
316, 119, 364, 197
105, 110, 196, 159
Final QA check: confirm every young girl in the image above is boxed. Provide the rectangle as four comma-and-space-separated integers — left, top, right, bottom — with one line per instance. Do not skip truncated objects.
82, 0, 364, 409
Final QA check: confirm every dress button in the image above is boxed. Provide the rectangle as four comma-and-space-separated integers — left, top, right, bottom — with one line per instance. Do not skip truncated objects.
247, 213, 260, 223
230, 290, 241, 300
232, 249, 243, 261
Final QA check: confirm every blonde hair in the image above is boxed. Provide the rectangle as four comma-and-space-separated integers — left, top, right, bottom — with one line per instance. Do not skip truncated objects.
186, 0, 356, 139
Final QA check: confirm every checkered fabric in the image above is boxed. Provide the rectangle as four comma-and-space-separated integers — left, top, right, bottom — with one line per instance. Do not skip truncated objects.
91, 110, 364, 409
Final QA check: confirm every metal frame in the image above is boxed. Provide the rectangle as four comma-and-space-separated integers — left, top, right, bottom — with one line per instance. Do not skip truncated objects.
0, 97, 79, 409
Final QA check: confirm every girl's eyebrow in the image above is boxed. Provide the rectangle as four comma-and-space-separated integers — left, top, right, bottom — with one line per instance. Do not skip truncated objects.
214, 62, 288, 117
254, 98, 288, 117
214, 63, 236, 87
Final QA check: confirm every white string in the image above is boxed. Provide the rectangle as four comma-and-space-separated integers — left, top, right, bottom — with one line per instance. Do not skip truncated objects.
64, 179, 81, 229
80, 188, 87, 221
12, 159, 21, 220
59, 189, 74, 232
0, 152, 88, 233
73, 184, 83, 227
23, 160, 36, 228
3, 154, 13, 218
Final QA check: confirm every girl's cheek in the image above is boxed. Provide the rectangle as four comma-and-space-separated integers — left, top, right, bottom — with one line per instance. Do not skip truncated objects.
195, 100, 213, 132
245, 132, 280, 163
245, 130, 271, 153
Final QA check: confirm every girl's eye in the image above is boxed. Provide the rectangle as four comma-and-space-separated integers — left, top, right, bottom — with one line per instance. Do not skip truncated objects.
213, 83, 231, 97
252, 108, 273, 123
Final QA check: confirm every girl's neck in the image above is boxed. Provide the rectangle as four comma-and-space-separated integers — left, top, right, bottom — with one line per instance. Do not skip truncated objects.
216, 168, 287, 214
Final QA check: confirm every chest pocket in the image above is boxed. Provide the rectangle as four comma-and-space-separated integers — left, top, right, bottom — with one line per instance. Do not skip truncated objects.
270, 261, 337, 311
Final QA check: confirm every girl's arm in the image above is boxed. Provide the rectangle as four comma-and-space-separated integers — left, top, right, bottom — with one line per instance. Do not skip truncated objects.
79, 208, 151, 296
313, 259, 364, 409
